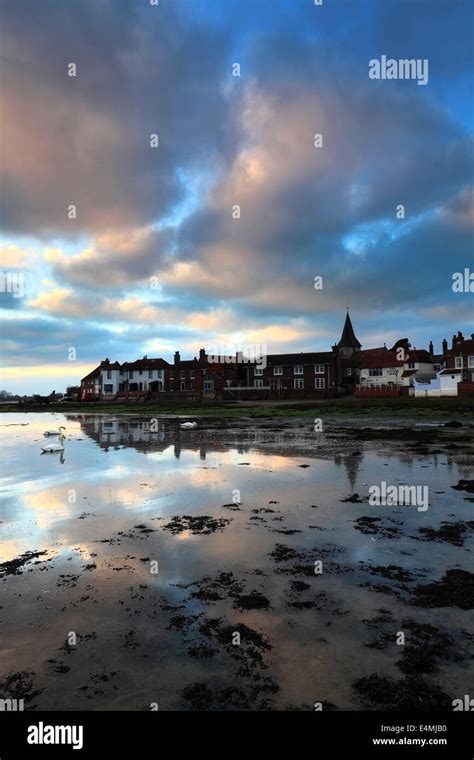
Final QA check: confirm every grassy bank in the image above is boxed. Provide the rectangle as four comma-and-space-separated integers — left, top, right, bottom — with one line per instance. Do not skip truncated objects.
2, 396, 474, 419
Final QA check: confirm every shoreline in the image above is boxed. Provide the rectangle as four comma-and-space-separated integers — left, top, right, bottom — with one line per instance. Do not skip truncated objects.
1, 396, 474, 419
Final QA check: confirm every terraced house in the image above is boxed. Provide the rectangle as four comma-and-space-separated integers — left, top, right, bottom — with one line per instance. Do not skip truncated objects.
79, 315, 474, 402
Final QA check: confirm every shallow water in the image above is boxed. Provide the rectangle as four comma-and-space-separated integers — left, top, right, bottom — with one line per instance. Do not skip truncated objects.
0, 413, 472, 710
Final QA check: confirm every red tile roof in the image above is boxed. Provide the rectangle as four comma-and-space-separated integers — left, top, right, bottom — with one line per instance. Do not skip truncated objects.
407, 349, 432, 363
122, 358, 170, 370
359, 351, 403, 369
81, 366, 101, 382
99, 360, 121, 369
447, 339, 474, 355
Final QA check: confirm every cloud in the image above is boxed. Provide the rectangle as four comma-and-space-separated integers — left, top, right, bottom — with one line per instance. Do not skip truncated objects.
0, 243, 31, 268
0, 0, 473, 394
0, 0, 238, 237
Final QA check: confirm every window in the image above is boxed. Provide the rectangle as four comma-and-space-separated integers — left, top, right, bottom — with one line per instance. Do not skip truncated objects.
104, 384, 113, 393
408, 362, 415, 369
170, 372, 174, 380
294, 365, 303, 375
254, 379, 263, 388
129, 371, 134, 379
180, 381, 186, 390
346, 367, 352, 376
315, 378, 325, 389
455, 356, 463, 369
148, 370, 153, 378
181, 371, 186, 379
107, 370, 112, 379
314, 365, 324, 374
139, 369, 142, 375
468, 356, 474, 368
203, 380, 214, 391
274, 366, 283, 375
190, 371, 195, 379
369, 368, 383, 377
294, 378, 304, 390
254, 367, 263, 376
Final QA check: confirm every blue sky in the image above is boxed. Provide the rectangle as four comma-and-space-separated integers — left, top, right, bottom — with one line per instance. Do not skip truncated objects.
0, 0, 473, 394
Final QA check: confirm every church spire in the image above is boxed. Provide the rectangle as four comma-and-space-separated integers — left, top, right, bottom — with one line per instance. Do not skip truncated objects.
338, 311, 361, 349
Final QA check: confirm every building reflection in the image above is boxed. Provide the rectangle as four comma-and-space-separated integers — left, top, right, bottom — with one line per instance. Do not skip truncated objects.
65, 414, 329, 461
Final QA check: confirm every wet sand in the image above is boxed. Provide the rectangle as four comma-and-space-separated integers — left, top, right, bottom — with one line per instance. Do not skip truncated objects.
0, 412, 473, 710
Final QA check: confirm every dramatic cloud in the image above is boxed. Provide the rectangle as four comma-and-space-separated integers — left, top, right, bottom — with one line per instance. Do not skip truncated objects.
0, 0, 472, 393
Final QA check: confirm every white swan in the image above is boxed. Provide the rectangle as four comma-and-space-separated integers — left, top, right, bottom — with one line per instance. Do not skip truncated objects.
43, 426, 66, 437
41, 434, 65, 453
180, 421, 197, 429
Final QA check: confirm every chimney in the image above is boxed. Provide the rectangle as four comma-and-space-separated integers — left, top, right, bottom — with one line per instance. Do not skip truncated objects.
457, 331, 464, 341
471, 333, 474, 340
452, 334, 457, 350
199, 348, 206, 362
442, 339, 448, 355
174, 351, 180, 365
429, 340, 434, 356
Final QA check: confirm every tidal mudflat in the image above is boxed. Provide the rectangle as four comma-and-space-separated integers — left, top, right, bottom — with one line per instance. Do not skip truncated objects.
0, 412, 473, 710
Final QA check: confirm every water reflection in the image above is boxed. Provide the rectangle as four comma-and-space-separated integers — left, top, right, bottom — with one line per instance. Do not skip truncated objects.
0, 412, 472, 710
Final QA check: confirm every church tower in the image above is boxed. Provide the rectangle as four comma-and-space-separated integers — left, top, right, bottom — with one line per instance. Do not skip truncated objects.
332, 311, 362, 390
336, 311, 362, 358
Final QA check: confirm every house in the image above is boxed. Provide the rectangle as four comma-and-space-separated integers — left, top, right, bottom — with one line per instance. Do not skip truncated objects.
80, 366, 101, 400
413, 332, 474, 397
169, 349, 241, 398
232, 313, 355, 398
78, 315, 472, 402
445, 332, 474, 382
401, 349, 436, 388
169, 350, 207, 395
98, 359, 122, 397
413, 369, 459, 397
119, 357, 169, 395
243, 352, 334, 397
357, 348, 403, 394
356, 341, 435, 396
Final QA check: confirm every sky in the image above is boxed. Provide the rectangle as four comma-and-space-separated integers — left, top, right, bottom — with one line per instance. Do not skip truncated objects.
0, 0, 473, 395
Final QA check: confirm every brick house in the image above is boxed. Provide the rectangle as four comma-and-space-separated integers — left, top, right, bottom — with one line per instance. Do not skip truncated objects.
445, 332, 474, 395
244, 352, 334, 398
170, 349, 241, 399
80, 366, 101, 400
79, 314, 471, 402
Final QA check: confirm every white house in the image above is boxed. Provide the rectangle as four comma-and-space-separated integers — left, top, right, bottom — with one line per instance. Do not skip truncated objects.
358, 348, 435, 389
120, 358, 168, 392
99, 359, 122, 396
413, 369, 461, 397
